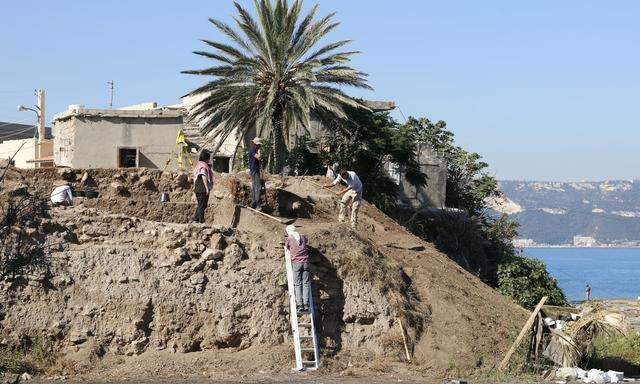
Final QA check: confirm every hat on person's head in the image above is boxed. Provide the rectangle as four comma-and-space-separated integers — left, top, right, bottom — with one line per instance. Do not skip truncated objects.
252, 137, 263, 145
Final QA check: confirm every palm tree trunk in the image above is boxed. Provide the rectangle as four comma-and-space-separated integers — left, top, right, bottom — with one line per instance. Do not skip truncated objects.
271, 103, 286, 174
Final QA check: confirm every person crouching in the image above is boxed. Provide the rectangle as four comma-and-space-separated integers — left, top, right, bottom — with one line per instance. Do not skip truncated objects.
285, 224, 310, 313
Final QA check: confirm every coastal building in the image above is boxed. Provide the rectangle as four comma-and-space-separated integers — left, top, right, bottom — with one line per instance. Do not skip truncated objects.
573, 235, 597, 247
513, 238, 537, 248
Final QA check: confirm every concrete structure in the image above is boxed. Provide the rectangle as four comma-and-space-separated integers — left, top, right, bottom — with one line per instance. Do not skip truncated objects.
389, 143, 447, 209
0, 121, 54, 168
513, 238, 537, 248
52, 105, 186, 170
573, 235, 597, 247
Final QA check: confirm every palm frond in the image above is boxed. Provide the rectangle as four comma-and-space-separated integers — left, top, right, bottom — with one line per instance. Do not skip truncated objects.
184, 0, 373, 171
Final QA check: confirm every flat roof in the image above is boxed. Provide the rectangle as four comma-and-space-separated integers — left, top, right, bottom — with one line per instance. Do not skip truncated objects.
53, 107, 185, 123
0, 122, 52, 141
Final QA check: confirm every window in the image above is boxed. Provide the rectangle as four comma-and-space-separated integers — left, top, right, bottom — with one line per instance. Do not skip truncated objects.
118, 147, 138, 168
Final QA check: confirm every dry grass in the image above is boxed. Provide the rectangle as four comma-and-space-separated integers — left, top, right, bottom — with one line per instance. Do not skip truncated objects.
572, 311, 626, 343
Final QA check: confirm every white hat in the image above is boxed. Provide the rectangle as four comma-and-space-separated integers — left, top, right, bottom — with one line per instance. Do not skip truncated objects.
252, 137, 263, 145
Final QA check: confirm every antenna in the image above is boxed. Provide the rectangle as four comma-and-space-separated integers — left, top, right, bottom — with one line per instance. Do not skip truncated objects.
107, 80, 114, 109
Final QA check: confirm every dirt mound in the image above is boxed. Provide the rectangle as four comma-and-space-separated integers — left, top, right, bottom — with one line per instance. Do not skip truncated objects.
0, 167, 527, 379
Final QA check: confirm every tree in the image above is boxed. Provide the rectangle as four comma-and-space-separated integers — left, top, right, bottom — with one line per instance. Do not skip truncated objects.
403, 117, 500, 216
183, 0, 372, 173
403, 116, 567, 308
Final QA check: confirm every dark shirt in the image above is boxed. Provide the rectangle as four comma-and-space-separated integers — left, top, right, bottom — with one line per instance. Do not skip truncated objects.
248, 147, 261, 174
194, 175, 207, 194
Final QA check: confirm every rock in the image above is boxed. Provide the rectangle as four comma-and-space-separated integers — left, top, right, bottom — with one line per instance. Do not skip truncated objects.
223, 243, 243, 269
52, 275, 74, 288
127, 337, 148, 355
213, 190, 226, 199
82, 224, 109, 237
209, 234, 227, 250
138, 175, 156, 191
201, 248, 223, 261
190, 259, 206, 272
190, 273, 208, 293
174, 247, 187, 258
110, 182, 127, 195
175, 173, 190, 189
164, 238, 184, 249
20, 372, 32, 381
69, 333, 87, 345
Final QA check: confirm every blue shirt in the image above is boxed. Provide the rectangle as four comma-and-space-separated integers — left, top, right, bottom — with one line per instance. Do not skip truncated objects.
248, 147, 260, 174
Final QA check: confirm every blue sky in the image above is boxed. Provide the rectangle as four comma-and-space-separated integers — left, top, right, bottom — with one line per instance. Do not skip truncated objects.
1, 1, 638, 181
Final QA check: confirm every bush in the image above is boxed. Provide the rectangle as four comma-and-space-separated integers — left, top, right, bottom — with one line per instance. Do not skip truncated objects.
496, 255, 567, 309
588, 333, 640, 375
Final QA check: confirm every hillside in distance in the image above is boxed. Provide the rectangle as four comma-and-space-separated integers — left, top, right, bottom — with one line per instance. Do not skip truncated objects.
490, 180, 640, 245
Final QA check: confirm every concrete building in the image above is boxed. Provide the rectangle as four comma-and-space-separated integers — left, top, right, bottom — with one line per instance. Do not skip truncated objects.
0, 121, 53, 168
513, 238, 537, 248
573, 235, 597, 247
52, 105, 186, 170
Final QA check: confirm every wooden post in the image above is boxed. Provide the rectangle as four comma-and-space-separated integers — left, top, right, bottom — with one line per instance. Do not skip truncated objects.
498, 296, 548, 372
398, 319, 412, 364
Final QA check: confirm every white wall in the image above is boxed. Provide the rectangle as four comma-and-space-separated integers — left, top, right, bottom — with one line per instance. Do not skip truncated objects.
0, 138, 37, 168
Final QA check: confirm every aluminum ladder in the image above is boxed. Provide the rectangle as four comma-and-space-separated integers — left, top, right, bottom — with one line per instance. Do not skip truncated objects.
284, 246, 320, 371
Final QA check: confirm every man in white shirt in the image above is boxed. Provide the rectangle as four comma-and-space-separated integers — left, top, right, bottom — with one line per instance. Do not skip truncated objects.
51, 183, 73, 206
323, 167, 363, 229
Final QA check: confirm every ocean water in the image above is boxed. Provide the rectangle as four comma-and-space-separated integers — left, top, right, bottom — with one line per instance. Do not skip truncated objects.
524, 247, 640, 302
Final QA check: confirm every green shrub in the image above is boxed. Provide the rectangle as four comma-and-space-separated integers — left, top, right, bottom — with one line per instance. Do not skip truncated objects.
587, 333, 640, 375
497, 255, 568, 309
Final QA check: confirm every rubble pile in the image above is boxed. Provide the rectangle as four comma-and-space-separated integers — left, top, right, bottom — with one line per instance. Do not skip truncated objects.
0, 167, 529, 376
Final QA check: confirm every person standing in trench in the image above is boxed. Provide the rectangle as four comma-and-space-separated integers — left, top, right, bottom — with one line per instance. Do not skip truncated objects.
248, 137, 263, 210
192, 150, 214, 223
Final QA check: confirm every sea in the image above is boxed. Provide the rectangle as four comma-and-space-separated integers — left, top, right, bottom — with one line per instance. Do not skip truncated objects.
524, 247, 640, 302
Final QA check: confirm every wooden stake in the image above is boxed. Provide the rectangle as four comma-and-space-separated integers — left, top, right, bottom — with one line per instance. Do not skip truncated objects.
498, 296, 548, 372
242, 205, 295, 225
398, 319, 412, 364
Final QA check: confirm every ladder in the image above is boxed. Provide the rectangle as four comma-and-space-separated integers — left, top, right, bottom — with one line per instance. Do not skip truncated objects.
284, 246, 320, 371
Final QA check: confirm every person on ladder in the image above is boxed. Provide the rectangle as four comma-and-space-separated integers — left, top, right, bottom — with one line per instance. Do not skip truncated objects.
285, 224, 310, 313
192, 150, 214, 223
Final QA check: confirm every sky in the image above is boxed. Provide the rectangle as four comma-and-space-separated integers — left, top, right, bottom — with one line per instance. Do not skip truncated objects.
1, 0, 638, 181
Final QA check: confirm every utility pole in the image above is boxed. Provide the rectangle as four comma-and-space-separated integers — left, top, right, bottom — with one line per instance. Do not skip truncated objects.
107, 80, 114, 109
37, 89, 45, 143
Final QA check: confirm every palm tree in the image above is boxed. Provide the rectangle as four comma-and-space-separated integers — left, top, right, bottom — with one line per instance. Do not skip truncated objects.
183, 0, 372, 173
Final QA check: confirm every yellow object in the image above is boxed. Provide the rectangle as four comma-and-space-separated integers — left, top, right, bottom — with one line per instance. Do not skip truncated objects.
163, 129, 193, 171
